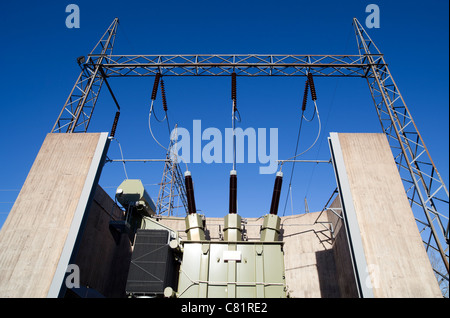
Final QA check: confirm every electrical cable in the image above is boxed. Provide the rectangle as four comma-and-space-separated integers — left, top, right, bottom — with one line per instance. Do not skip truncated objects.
147, 76, 189, 171
281, 99, 321, 216
110, 137, 129, 180
170, 124, 189, 172
235, 107, 242, 123
302, 26, 353, 204
148, 73, 170, 150
302, 106, 316, 122
281, 111, 305, 216
148, 73, 169, 151
281, 74, 321, 216
148, 99, 168, 151
303, 79, 339, 200
281, 83, 321, 164
287, 100, 321, 161
150, 74, 167, 123
152, 106, 167, 123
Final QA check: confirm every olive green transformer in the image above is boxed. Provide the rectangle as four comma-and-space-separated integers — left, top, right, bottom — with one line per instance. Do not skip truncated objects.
125, 171, 288, 298
166, 212, 287, 298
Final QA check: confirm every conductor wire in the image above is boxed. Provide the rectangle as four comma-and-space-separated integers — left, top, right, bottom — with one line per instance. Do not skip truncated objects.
148, 99, 168, 151
148, 84, 189, 171
281, 98, 321, 165
281, 108, 305, 216
281, 74, 321, 216
110, 137, 129, 180
281, 100, 321, 216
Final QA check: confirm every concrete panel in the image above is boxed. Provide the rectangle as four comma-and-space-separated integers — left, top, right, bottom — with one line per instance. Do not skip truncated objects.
332, 133, 441, 298
280, 213, 340, 298
72, 185, 132, 298
0, 133, 108, 297
327, 195, 359, 298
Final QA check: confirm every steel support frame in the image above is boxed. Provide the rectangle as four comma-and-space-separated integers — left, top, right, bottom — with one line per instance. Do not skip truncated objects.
51, 18, 449, 289
51, 18, 119, 133
94, 54, 371, 77
52, 52, 381, 132
156, 138, 188, 217
156, 155, 188, 217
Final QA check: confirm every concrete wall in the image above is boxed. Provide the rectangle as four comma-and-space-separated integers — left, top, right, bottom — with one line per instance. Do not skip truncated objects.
327, 195, 359, 298
72, 185, 132, 298
330, 133, 442, 298
279, 213, 340, 298
0, 133, 108, 297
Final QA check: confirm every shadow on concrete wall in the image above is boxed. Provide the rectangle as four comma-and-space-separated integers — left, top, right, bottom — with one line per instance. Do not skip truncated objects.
315, 249, 341, 298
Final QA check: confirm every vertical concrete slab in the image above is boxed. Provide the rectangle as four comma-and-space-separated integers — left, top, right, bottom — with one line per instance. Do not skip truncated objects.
70, 185, 132, 298
329, 133, 442, 298
0, 133, 109, 298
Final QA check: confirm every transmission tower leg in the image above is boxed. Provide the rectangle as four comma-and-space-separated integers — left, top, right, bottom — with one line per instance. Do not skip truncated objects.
52, 18, 119, 133
156, 147, 188, 217
353, 18, 449, 283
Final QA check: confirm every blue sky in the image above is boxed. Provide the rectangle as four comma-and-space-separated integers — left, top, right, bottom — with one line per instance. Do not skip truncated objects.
0, 0, 448, 227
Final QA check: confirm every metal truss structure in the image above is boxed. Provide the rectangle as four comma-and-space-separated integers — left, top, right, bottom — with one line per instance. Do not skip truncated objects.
52, 19, 119, 134
95, 54, 370, 77
156, 138, 188, 217
352, 19, 449, 287
52, 17, 449, 291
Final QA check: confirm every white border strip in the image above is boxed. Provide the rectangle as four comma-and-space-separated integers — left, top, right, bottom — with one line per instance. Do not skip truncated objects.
328, 133, 374, 298
47, 133, 109, 298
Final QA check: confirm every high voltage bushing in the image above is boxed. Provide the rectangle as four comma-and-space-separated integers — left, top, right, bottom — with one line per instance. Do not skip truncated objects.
302, 79, 309, 112
269, 171, 283, 215
261, 171, 283, 242
229, 170, 237, 214
184, 170, 206, 241
184, 171, 197, 215
160, 79, 168, 112
151, 72, 162, 100
307, 73, 317, 101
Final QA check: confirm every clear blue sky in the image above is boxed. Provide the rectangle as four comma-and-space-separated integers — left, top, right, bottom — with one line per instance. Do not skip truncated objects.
0, 0, 448, 227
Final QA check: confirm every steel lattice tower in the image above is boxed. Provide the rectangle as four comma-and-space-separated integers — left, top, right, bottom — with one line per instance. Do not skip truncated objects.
156, 137, 188, 217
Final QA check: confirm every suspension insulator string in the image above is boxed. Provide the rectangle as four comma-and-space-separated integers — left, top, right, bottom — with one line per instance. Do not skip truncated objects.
159, 78, 172, 135
160, 78, 168, 112
231, 72, 237, 107
302, 77, 315, 122
307, 72, 317, 101
110, 111, 120, 138
151, 72, 162, 101
302, 79, 309, 112
148, 72, 169, 152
